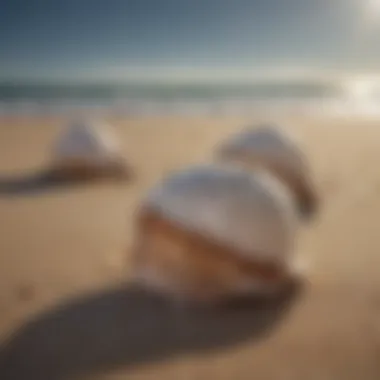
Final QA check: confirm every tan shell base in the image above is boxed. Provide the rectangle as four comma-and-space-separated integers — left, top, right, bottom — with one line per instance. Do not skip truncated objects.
131, 208, 305, 306
50, 159, 133, 182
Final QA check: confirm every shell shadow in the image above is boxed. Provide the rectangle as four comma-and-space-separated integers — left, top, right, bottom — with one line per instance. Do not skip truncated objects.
298, 198, 318, 223
0, 167, 132, 197
0, 282, 303, 380
297, 188, 321, 225
0, 170, 83, 196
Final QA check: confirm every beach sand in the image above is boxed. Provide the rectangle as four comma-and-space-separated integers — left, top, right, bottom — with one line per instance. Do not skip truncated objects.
0, 116, 380, 379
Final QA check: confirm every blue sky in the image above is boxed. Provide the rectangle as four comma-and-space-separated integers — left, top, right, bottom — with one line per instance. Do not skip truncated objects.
1, 0, 380, 82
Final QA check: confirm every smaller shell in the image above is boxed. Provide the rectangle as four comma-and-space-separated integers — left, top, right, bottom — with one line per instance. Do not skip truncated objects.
215, 124, 319, 221
131, 164, 304, 305
50, 120, 131, 181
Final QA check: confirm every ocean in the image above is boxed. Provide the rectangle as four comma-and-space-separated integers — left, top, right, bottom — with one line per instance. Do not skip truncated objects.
1, 80, 379, 118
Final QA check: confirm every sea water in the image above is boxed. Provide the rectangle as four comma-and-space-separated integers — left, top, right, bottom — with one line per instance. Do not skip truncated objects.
1, 80, 379, 119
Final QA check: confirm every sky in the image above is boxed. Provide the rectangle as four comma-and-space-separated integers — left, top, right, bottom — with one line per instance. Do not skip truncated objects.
1, 0, 380, 82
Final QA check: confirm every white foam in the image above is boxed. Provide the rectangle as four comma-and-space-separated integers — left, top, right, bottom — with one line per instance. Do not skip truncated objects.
2, 97, 380, 119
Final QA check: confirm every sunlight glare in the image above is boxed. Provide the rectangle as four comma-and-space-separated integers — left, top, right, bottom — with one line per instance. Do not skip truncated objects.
368, 0, 380, 12
347, 78, 375, 100
364, 0, 380, 26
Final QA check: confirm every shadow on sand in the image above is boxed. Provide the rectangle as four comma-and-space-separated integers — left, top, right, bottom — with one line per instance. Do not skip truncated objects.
0, 168, 131, 197
0, 171, 84, 196
0, 282, 303, 380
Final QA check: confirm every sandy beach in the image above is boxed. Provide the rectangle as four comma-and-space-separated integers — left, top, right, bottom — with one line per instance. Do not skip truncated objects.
1, 115, 380, 380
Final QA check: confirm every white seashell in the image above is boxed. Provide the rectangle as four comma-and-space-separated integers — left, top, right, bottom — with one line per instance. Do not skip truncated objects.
215, 124, 319, 220
50, 119, 131, 180
131, 164, 303, 304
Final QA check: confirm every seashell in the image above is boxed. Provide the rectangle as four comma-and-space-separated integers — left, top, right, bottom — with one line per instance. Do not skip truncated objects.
131, 164, 303, 305
215, 124, 319, 220
50, 119, 131, 181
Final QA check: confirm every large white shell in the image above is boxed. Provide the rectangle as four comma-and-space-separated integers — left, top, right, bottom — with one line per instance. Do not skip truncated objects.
51, 120, 123, 168
142, 164, 298, 266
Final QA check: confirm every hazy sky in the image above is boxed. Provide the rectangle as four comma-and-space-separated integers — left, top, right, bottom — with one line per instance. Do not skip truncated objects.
1, 0, 380, 81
